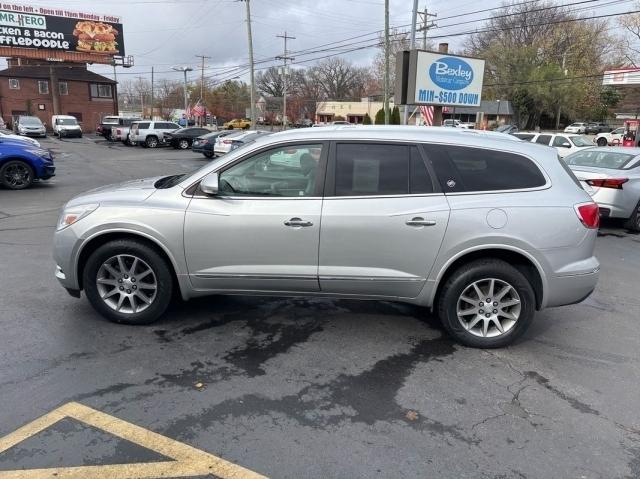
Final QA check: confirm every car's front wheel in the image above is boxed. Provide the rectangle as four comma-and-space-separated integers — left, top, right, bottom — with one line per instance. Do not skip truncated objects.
596, 137, 608, 147
83, 239, 173, 325
437, 259, 535, 348
0, 160, 34, 190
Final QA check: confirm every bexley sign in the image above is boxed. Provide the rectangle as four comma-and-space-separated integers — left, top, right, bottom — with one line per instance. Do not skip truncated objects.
0, 3, 125, 56
408, 51, 485, 107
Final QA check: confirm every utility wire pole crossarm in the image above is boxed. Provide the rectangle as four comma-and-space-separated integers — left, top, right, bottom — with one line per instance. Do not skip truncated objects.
276, 31, 295, 130
417, 7, 437, 50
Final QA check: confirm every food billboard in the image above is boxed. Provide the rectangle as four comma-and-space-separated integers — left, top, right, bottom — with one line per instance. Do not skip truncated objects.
0, 3, 125, 63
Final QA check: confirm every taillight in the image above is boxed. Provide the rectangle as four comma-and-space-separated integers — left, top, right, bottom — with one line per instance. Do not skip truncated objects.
116, 128, 121, 135
585, 178, 628, 189
223, 139, 232, 144
575, 202, 600, 229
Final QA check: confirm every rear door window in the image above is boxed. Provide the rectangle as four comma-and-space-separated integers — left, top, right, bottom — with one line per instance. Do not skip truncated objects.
136, 122, 150, 130
426, 145, 547, 192
535, 134, 552, 145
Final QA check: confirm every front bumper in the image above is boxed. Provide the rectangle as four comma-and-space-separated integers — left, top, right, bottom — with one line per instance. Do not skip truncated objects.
39, 165, 56, 180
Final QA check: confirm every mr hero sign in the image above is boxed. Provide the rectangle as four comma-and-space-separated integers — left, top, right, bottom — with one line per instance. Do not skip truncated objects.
405, 50, 485, 107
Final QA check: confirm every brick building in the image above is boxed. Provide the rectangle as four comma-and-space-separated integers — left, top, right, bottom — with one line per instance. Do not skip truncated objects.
0, 59, 117, 132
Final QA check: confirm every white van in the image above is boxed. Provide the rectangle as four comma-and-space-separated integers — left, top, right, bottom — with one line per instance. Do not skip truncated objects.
52, 115, 82, 138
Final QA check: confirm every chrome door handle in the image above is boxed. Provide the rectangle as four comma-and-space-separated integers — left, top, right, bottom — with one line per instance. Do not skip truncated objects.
284, 217, 313, 227
406, 217, 436, 227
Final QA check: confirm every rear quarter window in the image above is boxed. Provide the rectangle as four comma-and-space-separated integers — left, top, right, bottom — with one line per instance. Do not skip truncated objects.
427, 145, 547, 192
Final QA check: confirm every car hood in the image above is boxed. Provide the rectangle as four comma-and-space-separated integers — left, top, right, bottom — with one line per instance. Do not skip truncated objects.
67, 176, 162, 207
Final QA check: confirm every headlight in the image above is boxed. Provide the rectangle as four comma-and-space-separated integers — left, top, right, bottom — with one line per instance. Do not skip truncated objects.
57, 204, 99, 231
26, 148, 49, 157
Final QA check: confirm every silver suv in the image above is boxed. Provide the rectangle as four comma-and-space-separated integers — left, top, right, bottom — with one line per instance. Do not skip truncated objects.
129, 120, 181, 148
53, 126, 600, 348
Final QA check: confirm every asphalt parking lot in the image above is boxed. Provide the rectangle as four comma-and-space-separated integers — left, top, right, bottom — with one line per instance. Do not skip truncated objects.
0, 135, 639, 479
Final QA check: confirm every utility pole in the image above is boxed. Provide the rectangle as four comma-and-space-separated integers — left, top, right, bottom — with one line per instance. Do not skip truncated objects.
276, 31, 295, 130
402, 0, 420, 125
195, 54, 211, 126
384, 0, 390, 124
151, 67, 154, 120
417, 6, 437, 50
556, 51, 567, 131
240, 0, 256, 129
135, 76, 145, 117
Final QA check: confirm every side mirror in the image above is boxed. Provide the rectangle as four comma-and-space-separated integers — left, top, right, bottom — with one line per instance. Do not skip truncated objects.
200, 172, 219, 195
561, 142, 571, 148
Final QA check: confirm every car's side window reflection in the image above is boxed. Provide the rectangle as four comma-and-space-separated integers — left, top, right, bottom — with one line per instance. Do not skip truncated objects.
218, 144, 323, 197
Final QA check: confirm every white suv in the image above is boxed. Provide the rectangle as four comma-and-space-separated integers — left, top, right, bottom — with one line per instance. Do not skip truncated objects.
130, 121, 181, 148
514, 132, 594, 158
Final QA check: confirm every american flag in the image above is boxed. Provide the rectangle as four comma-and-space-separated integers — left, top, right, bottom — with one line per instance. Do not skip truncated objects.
420, 105, 434, 126
192, 101, 205, 117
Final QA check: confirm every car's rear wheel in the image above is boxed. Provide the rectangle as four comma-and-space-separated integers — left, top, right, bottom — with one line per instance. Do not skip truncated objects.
0, 160, 34, 190
83, 239, 173, 325
596, 137, 608, 147
624, 200, 640, 232
145, 136, 159, 148
203, 151, 214, 158
437, 259, 535, 348
178, 139, 190, 149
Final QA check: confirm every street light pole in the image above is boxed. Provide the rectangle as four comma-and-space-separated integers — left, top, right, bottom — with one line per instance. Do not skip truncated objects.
240, 0, 256, 129
172, 66, 193, 121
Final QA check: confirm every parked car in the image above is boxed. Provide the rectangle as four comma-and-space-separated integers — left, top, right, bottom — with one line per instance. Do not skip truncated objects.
0, 130, 40, 147
565, 147, 640, 231
594, 127, 625, 147
14, 116, 46, 138
53, 126, 599, 348
52, 115, 82, 138
495, 124, 518, 134
331, 120, 351, 125
223, 118, 251, 130
564, 122, 587, 134
0, 137, 54, 189
129, 121, 181, 148
585, 122, 612, 135
192, 130, 235, 158
97, 116, 120, 141
164, 127, 212, 149
443, 119, 474, 129
295, 119, 313, 128
213, 130, 269, 156
513, 132, 594, 158
112, 117, 142, 146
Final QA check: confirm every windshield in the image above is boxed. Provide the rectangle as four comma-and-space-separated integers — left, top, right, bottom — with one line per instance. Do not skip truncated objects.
565, 150, 636, 170
569, 136, 593, 147
496, 125, 512, 132
20, 117, 42, 126
57, 118, 77, 125
570, 123, 585, 127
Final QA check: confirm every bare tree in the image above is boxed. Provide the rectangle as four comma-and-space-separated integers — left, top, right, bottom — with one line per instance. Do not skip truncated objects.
309, 58, 363, 100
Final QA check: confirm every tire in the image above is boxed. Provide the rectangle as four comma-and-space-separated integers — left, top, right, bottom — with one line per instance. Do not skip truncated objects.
624, 199, 640, 232
145, 136, 159, 148
0, 160, 34, 190
203, 151, 214, 159
437, 259, 536, 348
596, 137, 607, 147
178, 139, 190, 149
83, 239, 173, 325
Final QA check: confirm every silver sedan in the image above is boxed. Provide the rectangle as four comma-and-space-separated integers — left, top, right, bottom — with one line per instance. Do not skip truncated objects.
565, 147, 640, 231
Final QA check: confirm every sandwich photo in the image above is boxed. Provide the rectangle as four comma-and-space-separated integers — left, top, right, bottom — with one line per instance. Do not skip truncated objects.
73, 21, 119, 54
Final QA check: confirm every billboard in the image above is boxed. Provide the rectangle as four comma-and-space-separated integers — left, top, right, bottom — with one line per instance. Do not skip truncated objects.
602, 68, 640, 86
404, 51, 485, 107
0, 3, 124, 63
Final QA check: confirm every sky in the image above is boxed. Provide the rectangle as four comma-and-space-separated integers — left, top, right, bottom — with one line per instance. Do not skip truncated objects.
1, 0, 635, 85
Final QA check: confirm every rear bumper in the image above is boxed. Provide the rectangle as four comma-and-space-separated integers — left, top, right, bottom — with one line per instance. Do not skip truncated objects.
545, 257, 600, 308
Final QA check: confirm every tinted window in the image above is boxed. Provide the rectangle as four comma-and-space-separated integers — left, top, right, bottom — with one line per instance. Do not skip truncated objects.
136, 122, 150, 129
410, 146, 434, 193
433, 146, 546, 192
535, 135, 552, 145
336, 143, 409, 196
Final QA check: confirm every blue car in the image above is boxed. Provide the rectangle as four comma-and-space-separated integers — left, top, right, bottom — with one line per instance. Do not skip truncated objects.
0, 138, 55, 189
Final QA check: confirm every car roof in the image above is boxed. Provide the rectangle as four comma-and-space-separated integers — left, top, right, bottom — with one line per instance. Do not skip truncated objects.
580, 146, 640, 155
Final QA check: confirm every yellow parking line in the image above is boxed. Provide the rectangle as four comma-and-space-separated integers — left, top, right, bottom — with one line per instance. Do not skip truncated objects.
0, 402, 267, 479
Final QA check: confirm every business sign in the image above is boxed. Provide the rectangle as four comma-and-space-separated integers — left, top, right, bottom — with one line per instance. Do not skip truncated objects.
0, 3, 125, 59
602, 68, 640, 86
405, 51, 485, 107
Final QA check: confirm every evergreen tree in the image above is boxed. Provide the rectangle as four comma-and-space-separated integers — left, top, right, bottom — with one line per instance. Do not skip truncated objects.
391, 106, 401, 124
374, 108, 385, 124
363, 113, 372, 125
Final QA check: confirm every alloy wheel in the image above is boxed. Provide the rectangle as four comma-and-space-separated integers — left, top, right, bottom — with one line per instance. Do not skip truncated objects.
178, 139, 189, 149
96, 254, 158, 314
3, 162, 32, 189
456, 278, 521, 338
